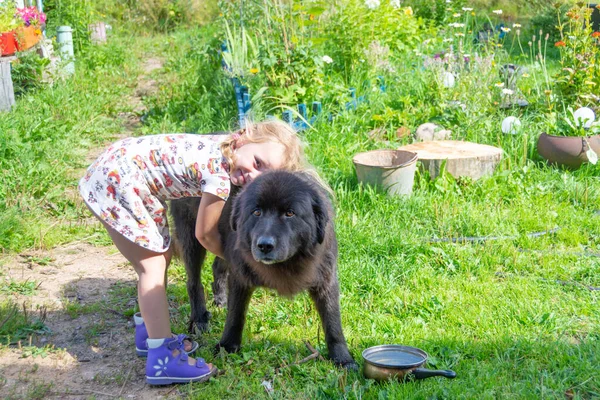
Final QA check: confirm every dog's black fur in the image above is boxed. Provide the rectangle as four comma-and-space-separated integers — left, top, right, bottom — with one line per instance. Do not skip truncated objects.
170, 170, 356, 368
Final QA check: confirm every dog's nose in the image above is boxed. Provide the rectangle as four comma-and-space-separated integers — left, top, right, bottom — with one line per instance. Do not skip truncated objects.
257, 237, 276, 254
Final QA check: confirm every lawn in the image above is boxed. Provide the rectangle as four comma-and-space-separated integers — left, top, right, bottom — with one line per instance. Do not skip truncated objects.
0, 0, 599, 399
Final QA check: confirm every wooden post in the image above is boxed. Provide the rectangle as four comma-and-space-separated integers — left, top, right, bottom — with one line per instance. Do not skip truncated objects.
0, 60, 15, 112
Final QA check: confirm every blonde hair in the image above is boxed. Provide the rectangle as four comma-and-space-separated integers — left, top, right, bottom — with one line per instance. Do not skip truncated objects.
221, 119, 333, 196
221, 119, 305, 173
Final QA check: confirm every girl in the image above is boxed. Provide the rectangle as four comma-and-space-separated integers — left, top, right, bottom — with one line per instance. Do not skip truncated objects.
78, 120, 307, 385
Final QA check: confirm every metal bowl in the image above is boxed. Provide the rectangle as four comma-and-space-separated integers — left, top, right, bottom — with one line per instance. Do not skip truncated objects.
362, 345, 456, 382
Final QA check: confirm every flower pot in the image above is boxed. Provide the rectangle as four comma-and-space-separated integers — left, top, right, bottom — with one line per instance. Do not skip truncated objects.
537, 132, 600, 169
353, 150, 418, 196
15, 26, 41, 52
0, 31, 18, 56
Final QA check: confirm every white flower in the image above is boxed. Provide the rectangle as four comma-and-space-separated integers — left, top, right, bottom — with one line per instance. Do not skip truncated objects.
365, 0, 380, 10
153, 356, 169, 376
453, 13, 461, 17
390, 0, 401, 8
443, 38, 454, 42
446, 0, 451, 3
463, 54, 470, 58
462, 7, 473, 11
322, 55, 333, 64
513, 23, 521, 28
449, 22, 465, 28
493, 9, 502, 14
455, 33, 465, 37
502, 88, 514, 95
494, 82, 505, 88
501, 27, 511, 33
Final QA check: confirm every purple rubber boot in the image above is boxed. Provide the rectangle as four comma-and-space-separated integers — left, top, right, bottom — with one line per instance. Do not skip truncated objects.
146, 337, 217, 385
134, 313, 199, 358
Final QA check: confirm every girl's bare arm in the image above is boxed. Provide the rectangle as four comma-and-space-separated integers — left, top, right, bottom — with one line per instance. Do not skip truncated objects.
195, 193, 225, 259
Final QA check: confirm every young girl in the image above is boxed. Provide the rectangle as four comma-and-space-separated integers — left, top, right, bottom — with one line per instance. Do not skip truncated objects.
78, 120, 307, 385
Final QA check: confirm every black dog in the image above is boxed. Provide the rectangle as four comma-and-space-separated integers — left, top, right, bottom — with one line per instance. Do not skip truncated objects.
171, 171, 356, 368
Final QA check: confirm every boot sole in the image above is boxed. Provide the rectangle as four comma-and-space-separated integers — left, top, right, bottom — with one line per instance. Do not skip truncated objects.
146, 366, 217, 385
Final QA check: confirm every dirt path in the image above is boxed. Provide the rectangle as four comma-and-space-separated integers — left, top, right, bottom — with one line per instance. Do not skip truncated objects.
0, 58, 186, 399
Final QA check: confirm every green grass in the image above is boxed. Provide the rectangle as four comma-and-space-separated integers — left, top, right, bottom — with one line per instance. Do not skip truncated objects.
0, 11, 598, 400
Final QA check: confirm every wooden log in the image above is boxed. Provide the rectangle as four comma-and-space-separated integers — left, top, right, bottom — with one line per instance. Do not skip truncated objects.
398, 140, 503, 180
0, 60, 15, 112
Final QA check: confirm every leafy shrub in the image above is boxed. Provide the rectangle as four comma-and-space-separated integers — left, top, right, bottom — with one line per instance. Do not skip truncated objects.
11, 52, 50, 96
43, 0, 95, 52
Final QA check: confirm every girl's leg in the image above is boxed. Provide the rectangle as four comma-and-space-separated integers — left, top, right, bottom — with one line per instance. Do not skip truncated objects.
102, 223, 206, 366
104, 225, 172, 339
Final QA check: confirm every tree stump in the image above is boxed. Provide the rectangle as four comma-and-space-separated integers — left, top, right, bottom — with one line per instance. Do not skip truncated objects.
0, 60, 15, 112
398, 140, 503, 180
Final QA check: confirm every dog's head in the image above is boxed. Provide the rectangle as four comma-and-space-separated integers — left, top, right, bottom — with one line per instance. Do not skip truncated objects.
230, 171, 330, 265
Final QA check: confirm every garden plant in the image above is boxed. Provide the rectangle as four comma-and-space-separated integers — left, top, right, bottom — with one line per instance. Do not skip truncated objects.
0, 0, 598, 398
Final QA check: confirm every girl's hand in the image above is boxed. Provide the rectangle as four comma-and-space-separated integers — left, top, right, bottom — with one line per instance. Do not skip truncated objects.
195, 193, 225, 258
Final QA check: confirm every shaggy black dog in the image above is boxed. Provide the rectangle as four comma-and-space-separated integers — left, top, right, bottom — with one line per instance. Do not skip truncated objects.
170, 170, 356, 369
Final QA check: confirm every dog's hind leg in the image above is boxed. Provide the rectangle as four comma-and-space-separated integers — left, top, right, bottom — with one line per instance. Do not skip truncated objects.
211, 257, 228, 308
309, 280, 358, 370
170, 198, 211, 334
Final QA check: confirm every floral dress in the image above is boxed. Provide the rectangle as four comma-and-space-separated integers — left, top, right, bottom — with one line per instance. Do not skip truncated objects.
78, 134, 231, 253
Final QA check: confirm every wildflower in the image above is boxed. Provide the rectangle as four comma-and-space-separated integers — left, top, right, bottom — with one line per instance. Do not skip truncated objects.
462, 7, 473, 11
453, 13, 461, 17
322, 55, 333, 64
522, 73, 530, 77
493, 9, 502, 14
443, 38, 454, 42
502, 88, 514, 95
497, 43, 503, 47
446, 0, 451, 3
365, 0, 380, 10
513, 23, 521, 28
455, 33, 465, 37
501, 27, 511, 32
250, 68, 260, 74
390, 0, 401, 8
495, 82, 505, 88
404, 6, 413, 15
449, 23, 465, 28
309, 14, 315, 20
592, 32, 600, 38
554, 41, 566, 47
544, 89, 552, 95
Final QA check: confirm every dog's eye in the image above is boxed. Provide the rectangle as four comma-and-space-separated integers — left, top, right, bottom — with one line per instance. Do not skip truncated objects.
285, 210, 295, 217
253, 209, 262, 217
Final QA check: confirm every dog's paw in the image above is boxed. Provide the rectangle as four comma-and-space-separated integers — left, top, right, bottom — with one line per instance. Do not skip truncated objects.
214, 341, 240, 355
213, 295, 227, 308
338, 360, 359, 371
188, 311, 212, 334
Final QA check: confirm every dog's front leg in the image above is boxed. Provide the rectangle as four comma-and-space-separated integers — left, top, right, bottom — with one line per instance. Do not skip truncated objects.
217, 276, 254, 353
309, 279, 358, 370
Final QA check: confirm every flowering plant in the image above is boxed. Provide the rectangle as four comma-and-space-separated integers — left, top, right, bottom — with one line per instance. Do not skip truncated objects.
552, 4, 600, 114
16, 6, 46, 29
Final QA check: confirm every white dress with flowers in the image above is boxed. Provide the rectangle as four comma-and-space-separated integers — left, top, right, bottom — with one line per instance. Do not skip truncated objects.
78, 134, 231, 253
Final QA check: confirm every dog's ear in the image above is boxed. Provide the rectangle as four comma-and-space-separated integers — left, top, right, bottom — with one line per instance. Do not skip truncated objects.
312, 194, 329, 244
